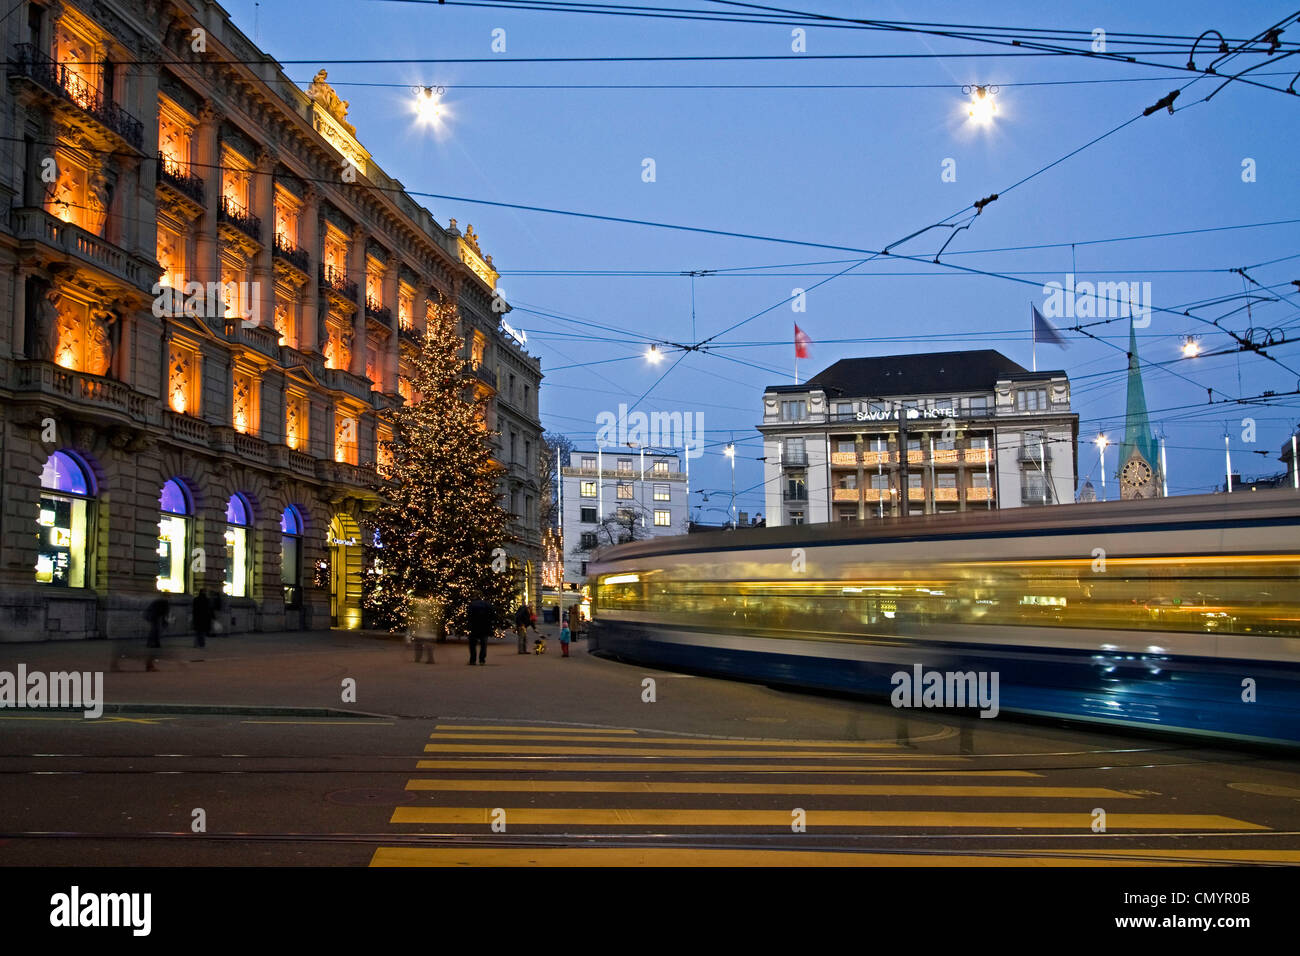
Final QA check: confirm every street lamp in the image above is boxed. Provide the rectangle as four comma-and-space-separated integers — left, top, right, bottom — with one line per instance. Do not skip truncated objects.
646, 344, 664, 364
725, 442, 736, 528
1181, 335, 1202, 358
964, 85, 998, 125
413, 86, 445, 125
1094, 433, 1110, 501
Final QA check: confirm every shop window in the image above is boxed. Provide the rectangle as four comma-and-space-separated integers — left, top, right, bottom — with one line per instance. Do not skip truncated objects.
157, 479, 190, 593
224, 493, 252, 598
36, 451, 93, 587
281, 505, 302, 608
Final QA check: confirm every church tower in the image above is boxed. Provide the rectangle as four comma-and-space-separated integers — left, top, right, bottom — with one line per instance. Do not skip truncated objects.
1118, 319, 1163, 498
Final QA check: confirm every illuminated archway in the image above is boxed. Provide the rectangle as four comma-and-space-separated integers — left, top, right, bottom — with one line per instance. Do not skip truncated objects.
328, 514, 362, 629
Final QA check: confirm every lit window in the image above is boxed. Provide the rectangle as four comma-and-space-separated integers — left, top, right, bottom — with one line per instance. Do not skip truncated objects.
335, 412, 358, 464
232, 367, 259, 435
157, 479, 190, 593
616, 482, 634, 499
168, 340, 200, 414
224, 494, 252, 598
285, 391, 308, 450
281, 505, 302, 608
581, 457, 596, 470
654, 510, 670, 527
617, 459, 633, 474
580, 481, 596, 498
653, 460, 669, 476
653, 483, 670, 501
377, 424, 394, 477
35, 451, 93, 588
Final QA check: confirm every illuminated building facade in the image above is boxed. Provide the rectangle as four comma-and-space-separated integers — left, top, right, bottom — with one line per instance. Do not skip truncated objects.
0, 0, 542, 640
760, 350, 1079, 526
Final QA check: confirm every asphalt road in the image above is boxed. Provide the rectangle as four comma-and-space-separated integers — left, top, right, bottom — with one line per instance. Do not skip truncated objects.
1, 631, 1299, 866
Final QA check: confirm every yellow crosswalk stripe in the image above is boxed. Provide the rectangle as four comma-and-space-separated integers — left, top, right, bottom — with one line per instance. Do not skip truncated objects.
367, 847, 1193, 867
414, 760, 1038, 774
403, 779, 1134, 798
389, 807, 1265, 829
423, 744, 903, 757
435, 724, 636, 734
429, 733, 904, 749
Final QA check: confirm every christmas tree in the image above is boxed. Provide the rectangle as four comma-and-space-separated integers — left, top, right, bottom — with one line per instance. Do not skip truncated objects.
364, 299, 516, 636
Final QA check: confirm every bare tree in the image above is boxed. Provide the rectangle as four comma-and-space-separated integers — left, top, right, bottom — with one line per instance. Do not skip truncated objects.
538, 431, 574, 533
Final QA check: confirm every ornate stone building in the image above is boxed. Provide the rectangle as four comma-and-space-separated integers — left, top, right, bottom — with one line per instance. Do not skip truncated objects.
0, 0, 542, 641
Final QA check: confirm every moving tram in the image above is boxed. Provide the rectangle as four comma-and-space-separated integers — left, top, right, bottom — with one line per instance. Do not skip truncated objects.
586, 490, 1300, 745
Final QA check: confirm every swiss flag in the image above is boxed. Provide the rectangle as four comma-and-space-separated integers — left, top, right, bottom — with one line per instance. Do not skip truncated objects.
794, 324, 812, 359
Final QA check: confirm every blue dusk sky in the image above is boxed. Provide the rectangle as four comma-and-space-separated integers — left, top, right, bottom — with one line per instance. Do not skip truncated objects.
223, 0, 1300, 514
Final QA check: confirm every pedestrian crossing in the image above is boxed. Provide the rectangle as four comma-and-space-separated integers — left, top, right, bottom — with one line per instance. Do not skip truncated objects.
369, 722, 1280, 867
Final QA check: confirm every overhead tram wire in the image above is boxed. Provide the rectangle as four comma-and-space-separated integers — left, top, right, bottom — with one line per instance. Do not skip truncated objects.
381, 0, 1297, 51
307, 71, 1300, 93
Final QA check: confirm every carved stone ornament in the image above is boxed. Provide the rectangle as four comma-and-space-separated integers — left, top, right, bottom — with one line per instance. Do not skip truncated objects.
306, 70, 355, 136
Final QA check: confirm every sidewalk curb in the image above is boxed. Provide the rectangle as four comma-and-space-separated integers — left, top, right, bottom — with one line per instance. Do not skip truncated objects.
31, 703, 400, 719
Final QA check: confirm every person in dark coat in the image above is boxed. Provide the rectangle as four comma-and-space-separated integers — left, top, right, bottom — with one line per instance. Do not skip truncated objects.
514, 603, 531, 655
144, 596, 170, 672
192, 590, 214, 650
466, 597, 494, 665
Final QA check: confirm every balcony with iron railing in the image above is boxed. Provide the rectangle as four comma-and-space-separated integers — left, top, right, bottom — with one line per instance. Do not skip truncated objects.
1018, 446, 1053, 464
782, 489, 808, 502
273, 233, 310, 273
781, 450, 809, 467
365, 295, 393, 327
157, 154, 204, 204
9, 44, 144, 149
218, 195, 262, 242
319, 264, 358, 300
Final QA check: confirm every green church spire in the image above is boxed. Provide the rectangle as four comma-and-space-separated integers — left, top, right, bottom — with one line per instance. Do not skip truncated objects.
1120, 318, 1158, 471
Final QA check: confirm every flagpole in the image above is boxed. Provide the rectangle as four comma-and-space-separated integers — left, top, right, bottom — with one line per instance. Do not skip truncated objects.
1031, 302, 1037, 373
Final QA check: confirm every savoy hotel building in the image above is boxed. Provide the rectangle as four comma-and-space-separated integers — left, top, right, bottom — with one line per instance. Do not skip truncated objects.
0, 0, 542, 640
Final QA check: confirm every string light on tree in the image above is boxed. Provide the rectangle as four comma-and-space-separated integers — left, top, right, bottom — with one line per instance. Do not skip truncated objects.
361, 298, 516, 635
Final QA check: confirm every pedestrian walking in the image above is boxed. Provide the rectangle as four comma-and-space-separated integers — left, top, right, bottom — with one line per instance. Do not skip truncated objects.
514, 602, 531, 655
143, 595, 170, 671
192, 589, 214, 650
467, 596, 493, 665
560, 612, 572, 658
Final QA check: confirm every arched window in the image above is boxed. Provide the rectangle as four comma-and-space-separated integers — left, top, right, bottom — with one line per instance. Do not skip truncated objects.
280, 505, 302, 608
224, 494, 252, 598
157, 479, 190, 593
36, 451, 93, 587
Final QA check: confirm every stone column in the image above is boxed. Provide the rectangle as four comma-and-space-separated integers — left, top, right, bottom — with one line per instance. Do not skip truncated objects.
252, 146, 277, 331
299, 185, 320, 354
348, 224, 367, 378
194, 102, 222, 288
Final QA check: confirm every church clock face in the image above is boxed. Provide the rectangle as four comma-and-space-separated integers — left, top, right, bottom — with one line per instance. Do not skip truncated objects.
1120, 457, 1153, 496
